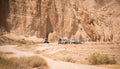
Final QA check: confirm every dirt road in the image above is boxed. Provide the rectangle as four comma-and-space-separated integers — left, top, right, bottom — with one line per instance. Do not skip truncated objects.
0, 45, 111, 69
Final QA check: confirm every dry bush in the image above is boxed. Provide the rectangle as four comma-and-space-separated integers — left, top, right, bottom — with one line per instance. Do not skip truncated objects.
17, 40, 27, 44
0, 56, 18, 69
13, 56, 48, 69
28, 56, 48, 67
63, 57, 75, 63
88, 52, 116, 65
0, 56, 48, 69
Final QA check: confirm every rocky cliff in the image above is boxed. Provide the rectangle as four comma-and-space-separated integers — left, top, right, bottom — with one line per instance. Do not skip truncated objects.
0, 0, 120, 42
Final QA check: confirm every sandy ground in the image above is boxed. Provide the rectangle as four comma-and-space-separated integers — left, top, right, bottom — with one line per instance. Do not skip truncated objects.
0, 45, 114, 69
34, 43, 120, 64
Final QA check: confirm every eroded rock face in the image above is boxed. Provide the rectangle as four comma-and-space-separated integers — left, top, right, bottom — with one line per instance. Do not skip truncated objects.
0, 0, 120, 42
8, 0, 41, 37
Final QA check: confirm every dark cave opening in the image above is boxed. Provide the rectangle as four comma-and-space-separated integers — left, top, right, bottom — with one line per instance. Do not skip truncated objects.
0, 0, 10, 32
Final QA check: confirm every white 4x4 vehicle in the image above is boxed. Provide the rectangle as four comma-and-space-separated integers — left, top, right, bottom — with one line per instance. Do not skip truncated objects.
70, 39, 79, 44
58, 38, 69, 44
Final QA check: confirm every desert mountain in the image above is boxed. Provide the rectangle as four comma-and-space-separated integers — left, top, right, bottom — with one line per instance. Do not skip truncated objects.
0, 0, 120, 42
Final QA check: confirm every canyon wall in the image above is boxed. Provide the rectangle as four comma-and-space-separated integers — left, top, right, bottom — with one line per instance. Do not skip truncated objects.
0, 0, 120, 42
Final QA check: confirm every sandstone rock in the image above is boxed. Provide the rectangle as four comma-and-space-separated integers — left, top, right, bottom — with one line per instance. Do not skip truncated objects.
0, 0, 120, 42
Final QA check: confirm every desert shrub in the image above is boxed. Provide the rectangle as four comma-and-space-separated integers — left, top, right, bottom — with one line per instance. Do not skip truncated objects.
88, 53, 116, 65
88, 53, 99, 64
63, 57, 75, 63
17, 56, 48, 68
109, 58, 116, 64
0, 57, 18, 69
28, 56, 48, 67
0, 56, 48, 69
17, 39, 34, 46
17, 39, 27, 44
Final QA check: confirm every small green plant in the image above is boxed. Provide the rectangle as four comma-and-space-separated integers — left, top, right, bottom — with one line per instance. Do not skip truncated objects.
17, 39, 33, 46
88, 52, 116, 65
17, 39, 27, 44
63, 57, 75, 63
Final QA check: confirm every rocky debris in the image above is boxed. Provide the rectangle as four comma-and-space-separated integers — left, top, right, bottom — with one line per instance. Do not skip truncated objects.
0, 35, 14, 45
2, 33, 45, 44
